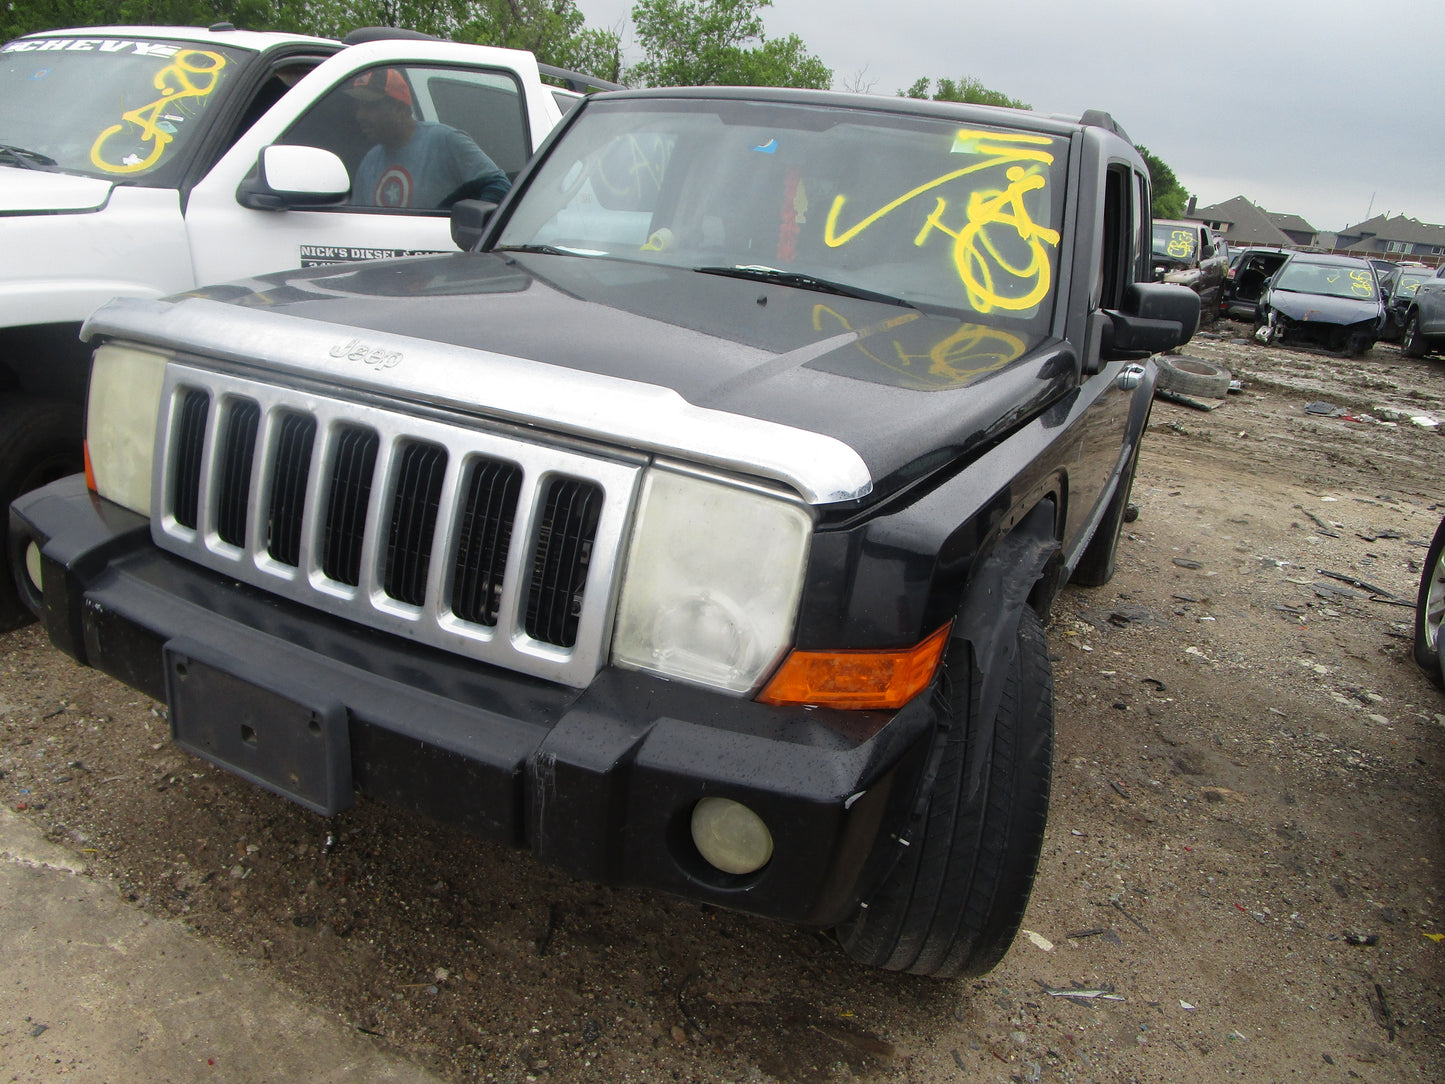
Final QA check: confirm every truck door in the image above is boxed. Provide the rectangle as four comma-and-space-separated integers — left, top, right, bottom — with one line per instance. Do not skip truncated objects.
182, 48, 559, 286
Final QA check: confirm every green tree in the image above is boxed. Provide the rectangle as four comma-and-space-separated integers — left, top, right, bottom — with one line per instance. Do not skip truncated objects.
629, 0, 831, 89
900, 76, 1029, 110
1136, 145, 1190, 219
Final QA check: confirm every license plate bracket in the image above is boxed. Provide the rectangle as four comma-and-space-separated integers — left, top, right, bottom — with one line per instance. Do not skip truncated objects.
164, 639, 353, 816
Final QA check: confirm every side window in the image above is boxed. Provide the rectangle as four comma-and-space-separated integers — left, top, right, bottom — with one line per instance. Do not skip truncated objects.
1098, 164, 1131, 310
280, 64, 526, 212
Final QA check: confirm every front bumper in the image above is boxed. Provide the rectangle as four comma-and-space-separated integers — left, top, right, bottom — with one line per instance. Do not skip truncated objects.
10, 476, 939, 926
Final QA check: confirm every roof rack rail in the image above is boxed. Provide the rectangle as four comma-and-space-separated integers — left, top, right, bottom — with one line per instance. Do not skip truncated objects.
537, 63, 623, 93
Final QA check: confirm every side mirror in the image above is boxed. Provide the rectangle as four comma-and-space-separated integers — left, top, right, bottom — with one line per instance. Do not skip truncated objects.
1101, 282, 1200, 359
450, 199, 498, 251
237, 145, 350, 210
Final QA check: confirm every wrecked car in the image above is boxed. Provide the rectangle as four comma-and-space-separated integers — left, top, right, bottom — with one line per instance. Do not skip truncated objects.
1220, 247, 1290, 321
1377, 263, 1436, 341
1151, 219, 1226, 324
1254, 252, 1384, 355
10, 87, 1198, 977
1401, 271, 1445, 359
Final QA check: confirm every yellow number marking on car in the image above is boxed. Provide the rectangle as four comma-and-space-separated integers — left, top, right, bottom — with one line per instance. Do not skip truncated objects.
90, 50, 227, 174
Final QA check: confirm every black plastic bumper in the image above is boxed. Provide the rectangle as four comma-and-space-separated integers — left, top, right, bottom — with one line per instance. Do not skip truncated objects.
10, 476, 941, 926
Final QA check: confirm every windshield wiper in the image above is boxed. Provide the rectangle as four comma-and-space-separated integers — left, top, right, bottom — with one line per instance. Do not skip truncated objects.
494, 243, 606, 257
0, 144, 57, 169
695, 264, 917, 308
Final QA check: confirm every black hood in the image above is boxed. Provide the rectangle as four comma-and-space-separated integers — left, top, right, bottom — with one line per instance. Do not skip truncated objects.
1265, 288, 1382, 327
189, 251, 1075, 496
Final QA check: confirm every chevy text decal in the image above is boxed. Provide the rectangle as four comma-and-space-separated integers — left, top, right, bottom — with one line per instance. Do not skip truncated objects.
2, 38, 189, 57
300, 245, 447, 266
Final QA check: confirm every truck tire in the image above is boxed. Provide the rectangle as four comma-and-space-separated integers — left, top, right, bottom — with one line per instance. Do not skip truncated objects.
1401, 313, 1430, 359
1413, 515, 1445, 688
1071, 429, 1143, 588
0, 398, 84, 631
1155, 355, 1231, 398
835, 606, 1053, 977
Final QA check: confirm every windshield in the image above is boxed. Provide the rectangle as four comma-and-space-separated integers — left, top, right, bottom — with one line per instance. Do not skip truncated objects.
0, 35, 250, 183
497, 98, 1069, 323
1394, 270, 1434, 298
1275, 261, 1378, 301
1152, 223, 1198, 261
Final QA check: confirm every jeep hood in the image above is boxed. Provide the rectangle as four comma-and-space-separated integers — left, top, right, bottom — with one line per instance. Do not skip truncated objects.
1266, 288, 1380, 326
101, 252, 1078, 502
0, 164, 112, 213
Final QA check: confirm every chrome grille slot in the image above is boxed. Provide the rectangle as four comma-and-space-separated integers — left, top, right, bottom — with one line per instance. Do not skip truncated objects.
384, 440, 448, 607
266, 412, 316, 567
450, 457, 522, 627
216, 398, 260, 547
526, 478, 602, 648
171, 388, 209, 530
153, 363, 643, 688
321, 425, 379, 587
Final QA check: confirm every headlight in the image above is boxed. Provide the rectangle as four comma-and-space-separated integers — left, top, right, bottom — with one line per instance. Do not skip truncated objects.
612, 468, 811, 694
86, 343, 169, 515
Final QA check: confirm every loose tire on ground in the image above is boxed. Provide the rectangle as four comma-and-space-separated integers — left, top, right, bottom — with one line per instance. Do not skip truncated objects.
1413, 514, 1445, 688
835, 606, 1053, 978
0, 397, 84, 631
1155, 355, 1232, 399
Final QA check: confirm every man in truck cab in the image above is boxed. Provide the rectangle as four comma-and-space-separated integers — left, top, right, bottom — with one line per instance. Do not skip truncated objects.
345, 66, 510, 209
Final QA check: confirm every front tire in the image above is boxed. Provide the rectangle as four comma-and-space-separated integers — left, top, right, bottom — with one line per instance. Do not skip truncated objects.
0, 397, 84, 631
835, 606, 1053, 978
1414, 515, 1445, 688
1402, 312, 1429, 359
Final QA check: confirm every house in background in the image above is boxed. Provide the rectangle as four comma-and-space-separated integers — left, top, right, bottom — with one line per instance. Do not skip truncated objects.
1187, 195, 1298, 248
1334, 214, 1445, 265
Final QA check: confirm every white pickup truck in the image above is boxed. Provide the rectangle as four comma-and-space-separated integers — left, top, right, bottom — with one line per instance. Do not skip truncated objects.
0, 22, 605, 626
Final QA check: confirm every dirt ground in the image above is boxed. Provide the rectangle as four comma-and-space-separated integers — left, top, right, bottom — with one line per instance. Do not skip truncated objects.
2, 319, 1444, 1084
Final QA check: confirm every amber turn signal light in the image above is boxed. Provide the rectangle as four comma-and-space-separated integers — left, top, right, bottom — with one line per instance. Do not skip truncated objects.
83, 439, 97, 493
758, 622, 952, 711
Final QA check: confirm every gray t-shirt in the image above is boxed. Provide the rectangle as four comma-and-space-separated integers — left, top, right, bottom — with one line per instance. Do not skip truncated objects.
353, 122, 509, 209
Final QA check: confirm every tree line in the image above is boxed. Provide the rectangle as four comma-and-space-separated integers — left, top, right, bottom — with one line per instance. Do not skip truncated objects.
0, 0, 1188, 214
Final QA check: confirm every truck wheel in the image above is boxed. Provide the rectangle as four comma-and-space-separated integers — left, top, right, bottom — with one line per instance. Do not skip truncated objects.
835, 606, 1053, 977
1071, 428, 1144, 588
0, 398, 84, 630
1401, 313, 1429, 359
1155, 355, 1231, 398
1413, 515, 1445, 688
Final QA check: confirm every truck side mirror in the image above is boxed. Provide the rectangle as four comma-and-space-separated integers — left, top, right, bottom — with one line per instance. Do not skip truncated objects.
450, 199, 498, 251
237, 145, 350, 210
1100, 282, 1200, 359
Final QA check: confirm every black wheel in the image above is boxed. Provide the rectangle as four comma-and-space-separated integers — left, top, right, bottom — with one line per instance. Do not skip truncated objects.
1072, 424, 1145, 587
0, 397, 84, 631
835, 606, 1053, 978
1401, 312, 1429, 359
1155, 355, 1232, 399
1414, 515, 1445, 688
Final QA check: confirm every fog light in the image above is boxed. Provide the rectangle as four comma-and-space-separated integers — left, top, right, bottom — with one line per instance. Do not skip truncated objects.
24, 541, 42, 592
691, 797, 773, 875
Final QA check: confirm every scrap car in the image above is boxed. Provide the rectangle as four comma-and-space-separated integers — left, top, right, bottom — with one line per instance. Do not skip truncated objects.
1377, 263, 1436, 341
10, 87, 1197, 977
1150, 218, 1227, 325
1220, 246, 1290, 321
1254, 252, 1385, 355
1400, 267, 1445, 359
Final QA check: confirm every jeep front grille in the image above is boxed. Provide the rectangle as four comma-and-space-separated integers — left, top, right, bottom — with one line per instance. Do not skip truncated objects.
153, 363, 642, 687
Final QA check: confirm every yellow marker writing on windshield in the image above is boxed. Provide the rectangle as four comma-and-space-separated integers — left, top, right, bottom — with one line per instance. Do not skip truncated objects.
90, 50, 227, 174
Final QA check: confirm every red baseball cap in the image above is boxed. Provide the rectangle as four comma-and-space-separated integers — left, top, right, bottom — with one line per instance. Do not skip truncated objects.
346, 67, 412, 106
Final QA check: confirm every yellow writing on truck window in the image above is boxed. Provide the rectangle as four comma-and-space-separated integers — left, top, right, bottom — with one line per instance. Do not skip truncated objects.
823, 129, 1059, 314
1350, 270, 1373, 296
89, 50, 226, 174
1167, 229, 1194, 258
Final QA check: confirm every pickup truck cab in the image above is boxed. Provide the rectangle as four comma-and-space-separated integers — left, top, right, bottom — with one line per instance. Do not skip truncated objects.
0, 23, 606, 626
11, 87, 1197, 976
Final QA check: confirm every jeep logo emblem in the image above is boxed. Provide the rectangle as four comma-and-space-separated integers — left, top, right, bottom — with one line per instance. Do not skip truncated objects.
330, 338, 402, 370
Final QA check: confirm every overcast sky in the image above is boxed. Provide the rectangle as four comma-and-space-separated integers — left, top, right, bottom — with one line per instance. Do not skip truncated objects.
573, 0, 1445, 234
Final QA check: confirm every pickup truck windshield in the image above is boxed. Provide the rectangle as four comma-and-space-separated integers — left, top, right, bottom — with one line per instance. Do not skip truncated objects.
1152, 223, 1199, 262
498, 98, 1069, 323
0, 35, 249, 183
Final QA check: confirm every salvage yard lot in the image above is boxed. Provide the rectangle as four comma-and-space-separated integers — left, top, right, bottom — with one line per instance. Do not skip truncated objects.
1, 321, 1443, 1083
